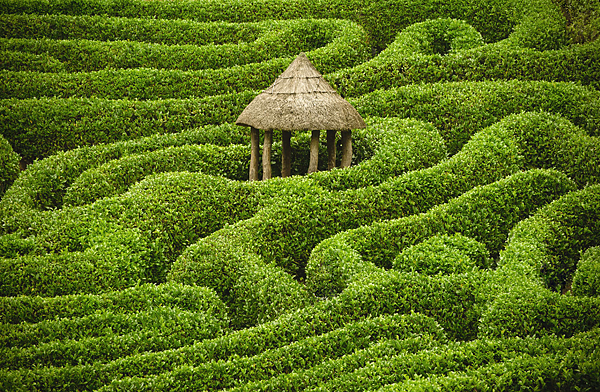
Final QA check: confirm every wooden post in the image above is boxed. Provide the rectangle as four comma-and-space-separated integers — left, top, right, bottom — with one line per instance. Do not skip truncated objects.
326, 130, 336, 170
308, 130, 320, 174
262, 129, 273, 180
249, 127, 260, 181
282, 130, 292, 178
341, 130, 352, 168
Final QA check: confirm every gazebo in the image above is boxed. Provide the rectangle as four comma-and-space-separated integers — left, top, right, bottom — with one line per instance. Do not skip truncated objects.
236, 53, 366, 181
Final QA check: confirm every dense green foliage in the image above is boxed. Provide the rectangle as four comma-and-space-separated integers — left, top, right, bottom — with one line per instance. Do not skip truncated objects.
1, 0, 599, 390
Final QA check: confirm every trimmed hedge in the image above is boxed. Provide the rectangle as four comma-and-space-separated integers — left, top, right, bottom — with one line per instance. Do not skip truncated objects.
328, 33, 600, 97
62, 144, 250, 206
309, 117, 447, 191
479, 285, 600, 339
498, 184, 600, 292
0, 133, 19, 197
378, 329, 600, 392
96, 313, 444, 392
0, 282, 228, 325
0, 50, 65, 72
3, 80, 598, 164
0, 313, 442, 392
306, 169, 576, 297
0, 172, 261, 296
0, 122, 250, 229
0, 0, 518, 50
230, 335, 439, 392
505, 0, 568, 51
351, 80, 600, 155
0, 13, 263, 45
309, 332, 589, 392
478, 185, 600, 339
572, 247, 600, 297
392, 233, 491, 275
1, 307, 227, 369
0, 19, 368, 75
0, 92, 256, 162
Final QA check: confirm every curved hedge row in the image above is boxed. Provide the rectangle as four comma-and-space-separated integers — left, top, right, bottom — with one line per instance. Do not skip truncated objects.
0, 313, 443, 392
378, 329, 600, 392
0, 92, 255, 162
306, 169, 576, 297
0, 0, 518, 49
573, 247, 600, 297
0, 172, 261, 296
1, 308, 227, 370
352, 80, 600, 155
233, 329, 599, 391
329, 31, 600, 97
62, 144, 250, 206
477, 185, 600, 339
392, 233, 491, 275
0, 123, 249, 231
95, 313, 444, 391
0, 18, 365, 73
0, 282, 228, 325
0, 133, 19, 198
2, 79, 597, 167
0, 13, 263, 45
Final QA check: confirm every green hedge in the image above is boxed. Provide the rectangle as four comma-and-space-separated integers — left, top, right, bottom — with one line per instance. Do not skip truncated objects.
478, 185, 600, 339
0, 282, 228, 325
230, 335, 439, 392
309, 117, 447, 191
351, 80, 600, 155
1, 307, 227, 369
392, 233, 490, 275
572, 247, 600, 297
0, 50, 65, 72
379, 329, 600, 391
0, 18, 369, 75
505, 0, 568, 50
309, 332, 586, 392
3, 80, 598, 164
62, 144, 249, 206
498, 184, 600, 292
329, 33, 600, 97
479, 285, 600, 339
0, 13, 263, 45
0, 92, 255, 162
0, 0, 518, 50
0, 172, 261, 296
306, 169, 576, 297
0, 133, 19, 197
0, 312, 441, 392
0, 123, 249, 230
96, 313, 444, 392
173, 111, 596, 300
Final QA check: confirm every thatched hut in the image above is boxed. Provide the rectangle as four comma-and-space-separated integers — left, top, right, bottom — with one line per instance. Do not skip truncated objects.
236, 53, 366, 180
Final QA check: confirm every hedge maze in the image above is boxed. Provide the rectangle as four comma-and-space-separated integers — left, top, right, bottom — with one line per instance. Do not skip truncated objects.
1, 0, 599, 390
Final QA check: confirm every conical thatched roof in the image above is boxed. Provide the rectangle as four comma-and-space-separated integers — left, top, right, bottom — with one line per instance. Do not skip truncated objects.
236, 53, 366, 131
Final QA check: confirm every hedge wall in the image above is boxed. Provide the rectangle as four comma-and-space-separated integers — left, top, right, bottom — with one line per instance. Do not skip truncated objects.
0, 282, 228, 324
0, 18, 369, 76
351, 80, 600, 155
0, 13, 263, 45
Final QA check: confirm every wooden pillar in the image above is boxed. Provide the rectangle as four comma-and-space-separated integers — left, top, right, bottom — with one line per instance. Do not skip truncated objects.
262, 129, 273, 180
282, 130, 292, 178
326, 130, 336, 170
341, 130, 352, 168
308, 130, 320, 174
249, 127, 260, 181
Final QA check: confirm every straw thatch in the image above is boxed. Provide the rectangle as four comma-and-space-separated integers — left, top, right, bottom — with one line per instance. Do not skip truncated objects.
236, 53, 366, 131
